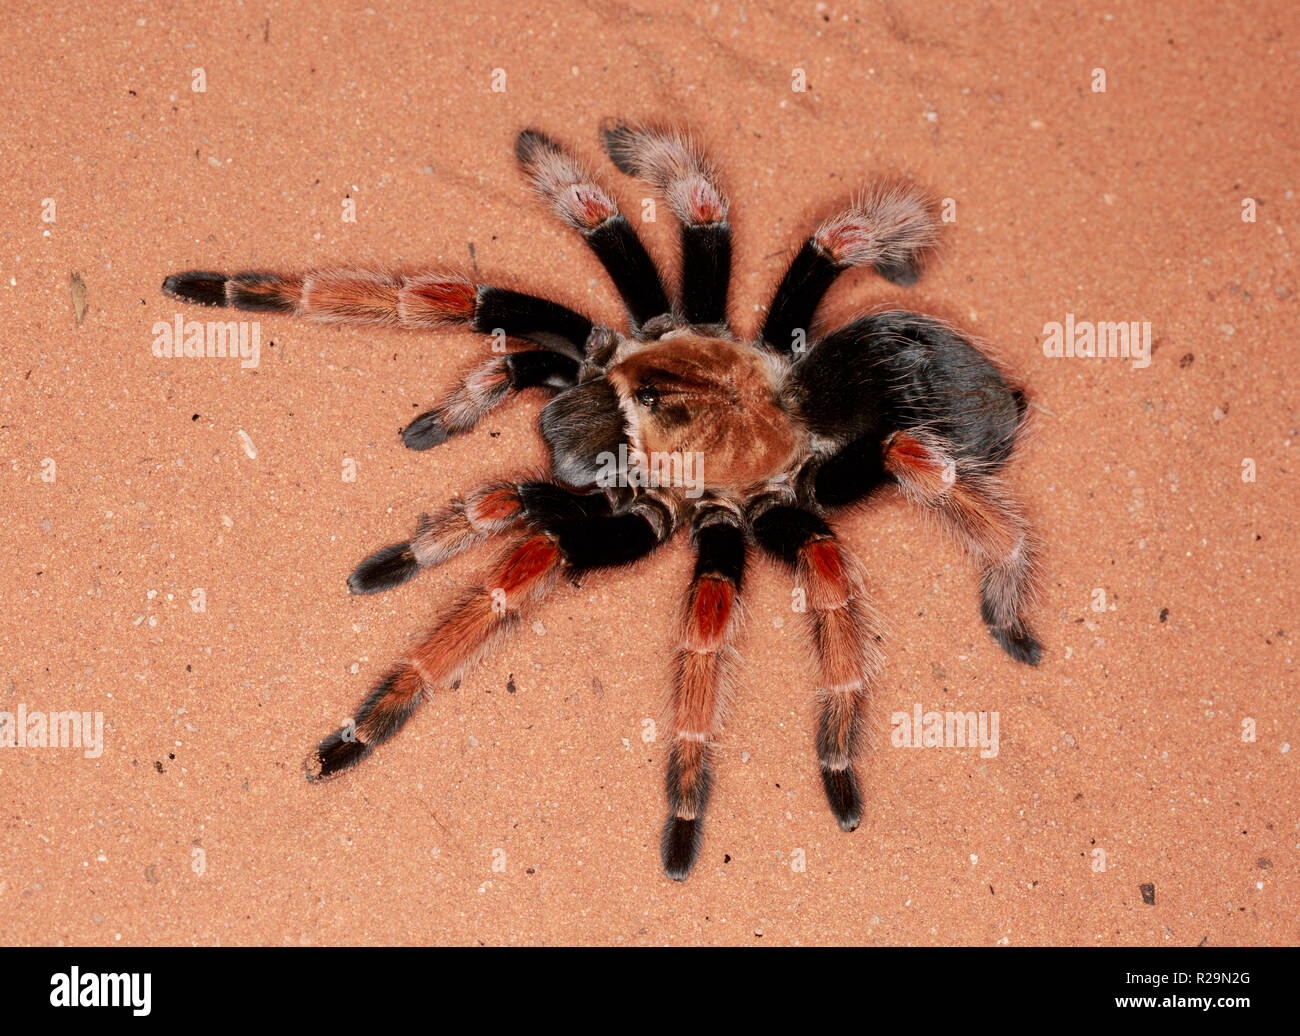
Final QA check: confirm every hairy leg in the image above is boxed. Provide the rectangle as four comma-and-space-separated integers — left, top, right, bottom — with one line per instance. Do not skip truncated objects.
163, 270, 599, 448
883, 429, 1042, 665
600, 121, 731, 327
309, 531, 563, 780
761, 181, 938, 354
311, 491, 676, 780
162, 270, 594, 354
515, 129, 671, 329
661, 500, 746, 880
750, 501, 883, 830
346, 479, 614, 595
401, 349, 581, 450
804, 433, 889, 509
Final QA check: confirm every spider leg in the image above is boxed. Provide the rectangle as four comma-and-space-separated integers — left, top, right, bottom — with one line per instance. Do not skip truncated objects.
309, 531, 564, 780
599, 121, 731, 327
162, 271, 593, 355
402, 348, 580, 450
309, 491, 677, 780
661, 501, 746, 880
347, 479, 613, 595
514, 129, 671, 330
750, 500, 882, 831
804, 432, 889, 509
883, 429, 1043, 665
760, 181, 938, 354
162, 269, 597, 447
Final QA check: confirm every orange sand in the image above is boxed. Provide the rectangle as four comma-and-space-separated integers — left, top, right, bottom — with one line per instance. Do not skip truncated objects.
1, 0, 1295, 945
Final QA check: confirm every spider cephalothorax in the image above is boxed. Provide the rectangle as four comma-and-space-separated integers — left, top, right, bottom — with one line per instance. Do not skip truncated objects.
544, 330, 802, 494
163, 121, 1042, 880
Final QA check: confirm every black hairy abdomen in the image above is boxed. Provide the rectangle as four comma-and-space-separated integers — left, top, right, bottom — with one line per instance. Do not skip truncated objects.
792, 311, 1024, 468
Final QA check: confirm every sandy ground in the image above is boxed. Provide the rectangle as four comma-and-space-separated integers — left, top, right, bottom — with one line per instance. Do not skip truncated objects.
1, 0, 1296, 946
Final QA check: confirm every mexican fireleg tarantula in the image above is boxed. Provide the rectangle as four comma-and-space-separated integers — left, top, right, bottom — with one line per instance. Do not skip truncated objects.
163, 121, 1041, 880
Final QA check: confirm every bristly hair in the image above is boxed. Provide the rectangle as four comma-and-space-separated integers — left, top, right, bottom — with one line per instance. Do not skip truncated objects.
600, 121, 729, 226
814, 179, 940, 284
514, 129, 620, 231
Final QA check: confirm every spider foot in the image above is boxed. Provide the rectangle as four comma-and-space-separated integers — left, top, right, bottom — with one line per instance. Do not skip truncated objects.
307, 729, 373, 782
661, 815, 703, 882
307, 667, 426, 782
871, 254, 923, 286
348, 541, 419, 595
402, 410, 450, 450
162, 271, 228, 306
820, 766, 862, 832
990, 623, 1043, 666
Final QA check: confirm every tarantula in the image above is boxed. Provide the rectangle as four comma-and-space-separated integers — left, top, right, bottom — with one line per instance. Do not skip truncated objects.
162, 122, 1041, 880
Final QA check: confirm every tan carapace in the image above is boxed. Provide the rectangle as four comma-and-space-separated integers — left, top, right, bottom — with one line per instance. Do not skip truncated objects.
606, 332, 803, 493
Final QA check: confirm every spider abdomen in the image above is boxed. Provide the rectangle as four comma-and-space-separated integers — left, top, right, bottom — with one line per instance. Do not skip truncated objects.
793, 311, 1026, 472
